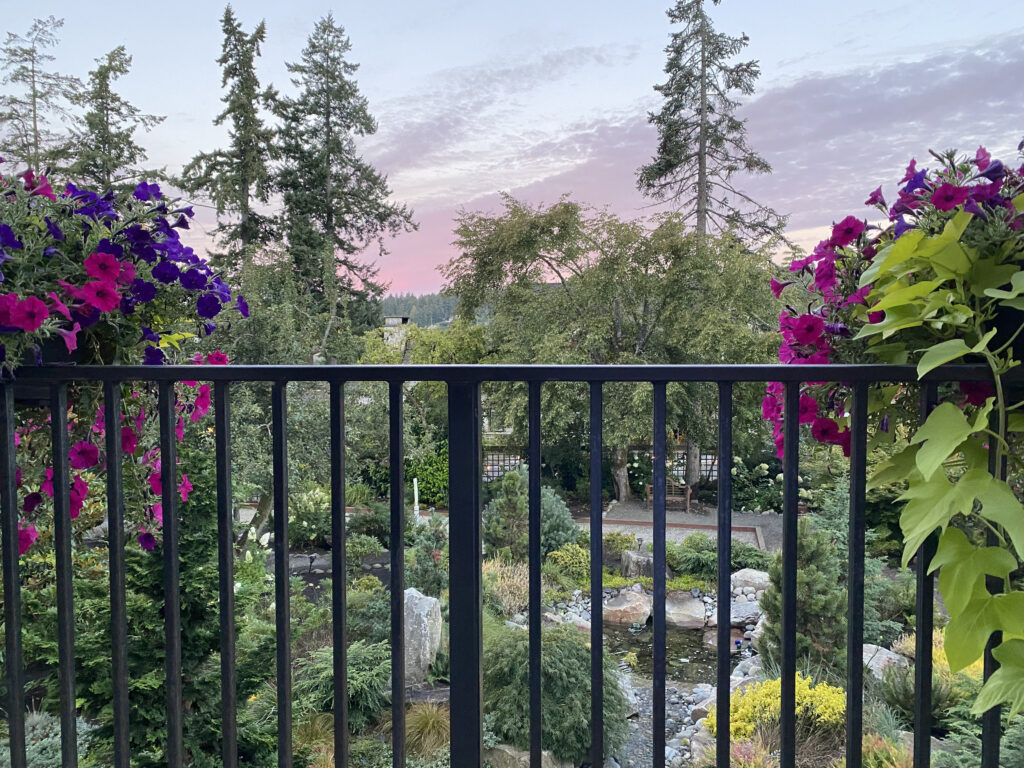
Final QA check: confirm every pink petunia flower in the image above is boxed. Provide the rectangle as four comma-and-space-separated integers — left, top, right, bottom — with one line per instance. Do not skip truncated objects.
121, 426, 138, 454
864, 186, 885, 206
959, 381, 994, 407
191, 385, 212, 422
791, 314, 825, 346
47, 292, 72, 320
55, 322, 81, 353
117, 261, 136, 285
10, 296, 50, 332
829, 216, 866, 248
175, 416, 184, 442
179, 474, 193, 503
813, 258, 838, 295
205, 350, 229, 365
69, 474, 88, 519
798, 394, 819, 425
84, 252, 121, 283
837, 429, 852, 457
79, 280, 121, 312
0, 292, 18, 325
975, 146, 991, 172
761, 395, 782, 421
811, 417, 840, 443
900, 159, 918, 183
18, 521, 39, 555
931, 182, 970, 212
148, 472, 162, 496
69, 441, 99, 470
42, 467, 54, 498
770, 278, 791, 298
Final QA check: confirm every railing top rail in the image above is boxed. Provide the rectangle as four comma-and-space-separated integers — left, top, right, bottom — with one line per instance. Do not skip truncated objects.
6, 362, 1007, 384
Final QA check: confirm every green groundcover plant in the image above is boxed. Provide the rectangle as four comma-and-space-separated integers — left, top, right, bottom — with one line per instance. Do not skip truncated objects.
769, 140, 1024, 716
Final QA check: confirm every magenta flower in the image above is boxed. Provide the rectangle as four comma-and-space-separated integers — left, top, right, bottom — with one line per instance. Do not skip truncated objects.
931, 182, 970, 212
829, 216, 865, 248
975, 146, 991, 171
42, 468, 54, 498
798, 394, 819, 424
121, 426, 138, 454
791, 314, 825, 345
811, 417, 840, 443
770, 278, 791, 298
205, 350, 229, 365
18, 521, 39, 555
900, 159, 918, 183
69, 474, 88, 519
864, 186, 885, 207
971, 181, 1002, 203
175, 416, 184, 442
0, 292, 18, 325
179, 474, 193, 502
148, 472, 162, 496
47, 292, 72, 321
191, 385, 212, 423
79, 280, 122, 313
69, 441, 99, 469
22, 492, 42, 513
10, 296, 50, 332
959, 381, 994, 407
813, 258, 837, 294
761, 395, 782, 421
55, 322, 81, 353
842, 285, 871, 307
117, 261, 136, 285
84, 252, 121, 283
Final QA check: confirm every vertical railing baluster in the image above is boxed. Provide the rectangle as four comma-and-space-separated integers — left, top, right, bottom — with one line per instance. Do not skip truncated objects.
528, 381, 542, 768
158, 380, 183, 768
104, 379, 130, 767
715, 382, 733, 768
389, 382, 406, 768
652, 382, 667, 768
981, 406, 1005, 768
448, 381, 483, 768
49, 384, 78, 766
913, 382, 937, 768
846, 382, 868, 768
215, 382, 238, 768
780, 381, 800, 768
272, 382, 293, 768
589, 383, 604, 768
330, 382, 349, 767
1, 384, 26, 768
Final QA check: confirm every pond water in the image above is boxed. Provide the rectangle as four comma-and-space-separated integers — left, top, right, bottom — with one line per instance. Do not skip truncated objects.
604, 624, 745, 683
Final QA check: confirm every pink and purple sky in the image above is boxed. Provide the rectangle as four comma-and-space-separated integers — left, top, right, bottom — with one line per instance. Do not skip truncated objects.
9, 2, 1024, 293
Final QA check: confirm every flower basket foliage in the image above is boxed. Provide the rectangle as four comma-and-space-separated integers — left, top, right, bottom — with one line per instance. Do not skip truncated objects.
1, 161, 247, 555
768, 140, 1024, 717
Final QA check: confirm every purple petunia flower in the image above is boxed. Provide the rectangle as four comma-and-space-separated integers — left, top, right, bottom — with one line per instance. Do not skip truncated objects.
196, 293, 222, 319
0, 223, 22, 251
975, 160, 1005, 183
893, 216, 913, 239
902, 169, 929, 195
44, 217, 64, 241
138, 531, 157, 551
179, 267, 207, 291
140, 326, 160, 343
236, 294, 249, 318
152, 260, 180, 284
133, 182, 162, 201
131, 278, 157, 303
142, 345, 165, 365
964, 198, 988, 220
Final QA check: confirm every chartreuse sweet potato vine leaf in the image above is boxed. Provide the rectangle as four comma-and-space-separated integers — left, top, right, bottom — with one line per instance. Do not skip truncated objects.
899, 468, 991, 566
977, 479, 1024, 561
909, 401, 992, 481
929, 527, 1017, 617
867, 443, 919, 490
916, 330, 997, 378
945, 591, 1024, 675
971, 639, 1024, 718
983, 270, 1024, 300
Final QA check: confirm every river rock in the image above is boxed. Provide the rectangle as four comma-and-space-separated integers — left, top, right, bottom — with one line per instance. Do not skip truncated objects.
603, 590, 653, 625
731, 568, 771, 592
665, 592, 707, 628
863, 643, 909, 679
620, 549, 672, 580
404, 588, 442, 685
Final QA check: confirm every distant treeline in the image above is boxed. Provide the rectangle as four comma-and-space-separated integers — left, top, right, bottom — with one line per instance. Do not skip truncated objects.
379, 292, 459, 327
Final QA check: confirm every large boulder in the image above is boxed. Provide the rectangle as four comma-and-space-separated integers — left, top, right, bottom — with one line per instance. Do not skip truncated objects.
731, 568, 771, 592
603, 590, 653, 625
730, 599, 761, 627
863, 643, 909, 680
404, 588, 442, 685
620, 549, 672, 580
483, 745, 571, 768
665, 592, 707, 628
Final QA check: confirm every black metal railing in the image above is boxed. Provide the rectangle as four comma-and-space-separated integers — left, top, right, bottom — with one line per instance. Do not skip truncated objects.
0, 363, 1012, 768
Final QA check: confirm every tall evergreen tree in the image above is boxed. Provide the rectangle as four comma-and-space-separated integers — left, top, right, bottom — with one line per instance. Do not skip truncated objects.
70, 46, 164, 190
638, 0, 784, 246
181, 5, 277, 262
276, 14, 414, 307
0, 16, 82, 172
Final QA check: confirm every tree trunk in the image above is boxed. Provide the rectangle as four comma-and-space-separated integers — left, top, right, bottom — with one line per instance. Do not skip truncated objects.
611, 446, 631, 503
685, 441, 701, 487
236, 489, 273, 551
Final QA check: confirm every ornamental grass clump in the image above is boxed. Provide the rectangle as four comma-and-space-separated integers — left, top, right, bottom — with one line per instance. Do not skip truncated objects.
766, 140, 1024, 716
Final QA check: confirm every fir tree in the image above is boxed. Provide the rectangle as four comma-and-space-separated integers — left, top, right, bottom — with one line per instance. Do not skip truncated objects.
70, 46, 164, 190
275, 14, 414, 308
759, 518, 848, 667
0, 16, 82, 173
638, 0, 784, 246
181, 5, 278, 263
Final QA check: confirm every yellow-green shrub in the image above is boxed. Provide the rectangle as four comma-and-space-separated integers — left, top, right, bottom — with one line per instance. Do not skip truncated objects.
707, 673, 845, 741
831, 733, 911, 768
547, 543, 590, 586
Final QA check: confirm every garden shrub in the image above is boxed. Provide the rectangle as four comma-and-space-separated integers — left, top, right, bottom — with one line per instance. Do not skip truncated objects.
347, 586, 391, 645
481, 468, 577, 560
482, 560, 530, 617
405, 513, 449, 597
0, 712, 94, 768
546, 543, 590, 587
346, 503, 415, 550
406, 448, 449, 507
483, 623, 628, 763
602, 530, 637, 559
831, 733, 911, 768
877, 662, 965, 736
759, 519, 847, 667
706, 672, 845, 741
347, 532, 385, 574
378, 702, 450, 756
292, 641, 391, 734
658, 533, 769, 582
351, 575, 385, 593
933, 712, 1024, 768
288, 485, 333, 549
346, 482, 375, 508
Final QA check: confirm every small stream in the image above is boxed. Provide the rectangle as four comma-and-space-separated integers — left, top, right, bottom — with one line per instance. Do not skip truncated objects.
604, 624, 743, 683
